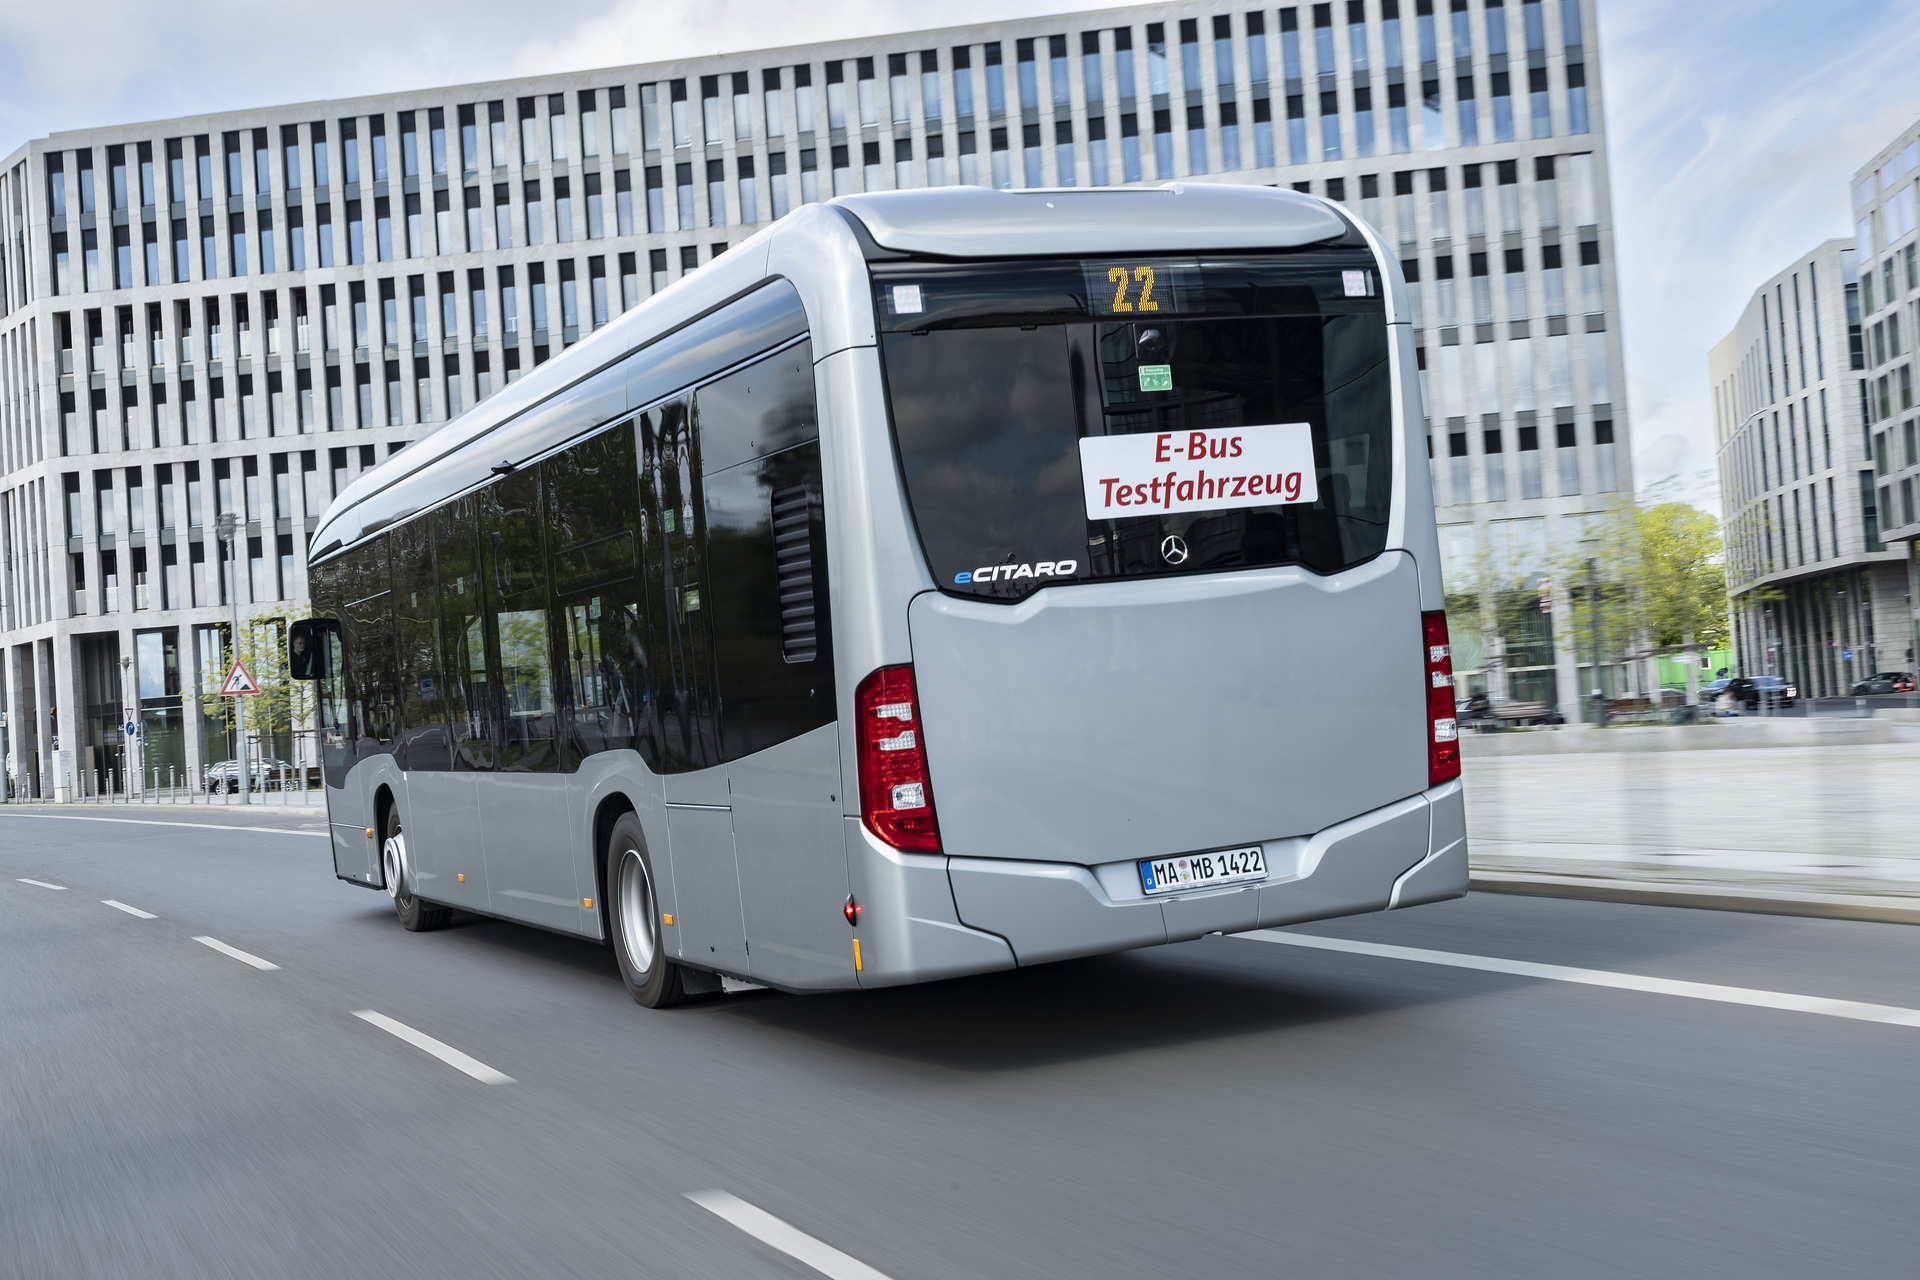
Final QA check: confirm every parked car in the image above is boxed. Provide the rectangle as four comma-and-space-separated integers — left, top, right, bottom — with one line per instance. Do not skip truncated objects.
1700, 677, 1734, 703
203, 757, 297, 793
1460, 692, 1563, 726
1849, 671, 1915, 695
1721, 676, 1797, 709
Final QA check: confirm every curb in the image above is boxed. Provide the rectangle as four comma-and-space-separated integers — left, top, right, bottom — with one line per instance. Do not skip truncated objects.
1471, 872, 1920, 926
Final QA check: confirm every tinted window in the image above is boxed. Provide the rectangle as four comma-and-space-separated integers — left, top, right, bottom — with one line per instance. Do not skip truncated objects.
702, 443, 833, 759
875, 251, 1392, 601
337, 536, 395, 758
480, 468, 558, 772
433, 497, 491, 771
545, 420, 654, 765
306, 556, 351, 788
640, 397, 720, 772
389, 517, 449, 771
695, 339, 817, 474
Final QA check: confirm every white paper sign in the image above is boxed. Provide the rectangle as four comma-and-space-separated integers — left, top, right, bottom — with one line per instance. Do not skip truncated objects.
1077, 422, 1319, 520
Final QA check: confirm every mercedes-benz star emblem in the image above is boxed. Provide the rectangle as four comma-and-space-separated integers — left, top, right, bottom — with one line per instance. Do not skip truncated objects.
1160, 535, 1189, 565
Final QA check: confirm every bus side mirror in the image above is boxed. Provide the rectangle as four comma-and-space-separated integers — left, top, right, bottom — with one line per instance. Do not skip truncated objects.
288, 619, 333, 680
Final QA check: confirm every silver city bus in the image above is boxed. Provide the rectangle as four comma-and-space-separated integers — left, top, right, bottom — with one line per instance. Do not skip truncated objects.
292, 185, 1466, 1007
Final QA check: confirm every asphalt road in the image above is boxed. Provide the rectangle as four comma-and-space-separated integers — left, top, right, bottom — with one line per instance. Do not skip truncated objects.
5, 807, 1918, 1279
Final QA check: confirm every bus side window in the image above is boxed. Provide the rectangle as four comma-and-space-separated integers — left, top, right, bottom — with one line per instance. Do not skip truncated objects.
339, 535, 396, 757
695, 343, 833, 762
306, 558, 351, 790
641, 397, 722, 772
480, 467, 560, 774
390, 516, 450, 772
433, 497, 490, 772
544, 419, 650, 769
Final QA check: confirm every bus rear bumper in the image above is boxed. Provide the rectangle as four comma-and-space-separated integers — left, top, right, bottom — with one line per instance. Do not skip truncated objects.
946, 781, 1467, 968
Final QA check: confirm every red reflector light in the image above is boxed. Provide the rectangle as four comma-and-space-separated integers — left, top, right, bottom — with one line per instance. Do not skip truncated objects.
855, 665, 942, 852
1423, 610, 1461, 786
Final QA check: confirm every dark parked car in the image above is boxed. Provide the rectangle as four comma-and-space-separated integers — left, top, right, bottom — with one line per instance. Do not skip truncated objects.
1850, 671, 1915, 695
1720, 676, 1796, 709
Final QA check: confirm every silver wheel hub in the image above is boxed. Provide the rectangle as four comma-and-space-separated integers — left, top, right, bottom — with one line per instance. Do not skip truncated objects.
617, 849, 657, 972
383, 833, 406, 901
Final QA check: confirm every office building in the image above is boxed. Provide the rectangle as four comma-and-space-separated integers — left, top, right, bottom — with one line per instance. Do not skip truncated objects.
1711, 237, 1912, 692
0, 0, 1620, 798
1842, 122, 1920, 673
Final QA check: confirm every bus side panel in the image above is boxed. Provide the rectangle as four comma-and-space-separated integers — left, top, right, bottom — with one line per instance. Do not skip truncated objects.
405, 771, 488, 912
480, 771, 585, 934
729, 724, 858, 990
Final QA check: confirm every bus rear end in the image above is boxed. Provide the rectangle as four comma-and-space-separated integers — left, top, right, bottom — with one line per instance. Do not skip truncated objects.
854, 227, 1465, 969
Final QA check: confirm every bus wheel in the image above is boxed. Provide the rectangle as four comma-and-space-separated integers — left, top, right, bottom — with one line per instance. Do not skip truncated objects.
607, 813, 691, 1008
383, 810, 451, 933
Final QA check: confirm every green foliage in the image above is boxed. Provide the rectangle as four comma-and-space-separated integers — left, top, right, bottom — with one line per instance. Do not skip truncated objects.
197, 610, 313, 748
1547, 494, 1728, 685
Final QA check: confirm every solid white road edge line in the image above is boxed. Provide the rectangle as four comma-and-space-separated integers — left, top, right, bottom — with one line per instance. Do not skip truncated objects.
102, 899, 157, 918
17, 877, 66, 890
0, 813, 328, 838
351, 1010, 515, 1085
192, 936, 281, 970
686, 1190, 894, 1280
1241, 930, 1920, 1030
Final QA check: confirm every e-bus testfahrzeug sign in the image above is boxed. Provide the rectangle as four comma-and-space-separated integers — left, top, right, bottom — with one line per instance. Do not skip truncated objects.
1077, 422, 1318, 521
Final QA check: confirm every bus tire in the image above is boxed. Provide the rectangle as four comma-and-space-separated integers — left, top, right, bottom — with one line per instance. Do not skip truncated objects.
607, 812, 692, 1008
383, 809, 452, 933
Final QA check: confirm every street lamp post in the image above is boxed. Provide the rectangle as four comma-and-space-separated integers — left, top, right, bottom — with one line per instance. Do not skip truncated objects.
216, 512, 250, 806
119, 653, 135, 799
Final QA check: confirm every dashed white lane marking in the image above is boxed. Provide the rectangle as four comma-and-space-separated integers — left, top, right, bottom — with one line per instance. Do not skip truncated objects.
17, 877, 66, 890
351, 1010, 514, 1085
192, 936, 281, 970
1242, 930, 1920, 1030
102, 899, 157, 918
687, 1190, 894, 1280
0, 813, 328, 838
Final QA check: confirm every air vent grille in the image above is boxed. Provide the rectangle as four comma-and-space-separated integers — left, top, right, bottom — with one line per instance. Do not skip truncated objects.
772, 485, 816, 663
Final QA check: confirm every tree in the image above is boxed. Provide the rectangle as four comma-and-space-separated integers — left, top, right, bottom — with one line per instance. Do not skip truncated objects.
1553, 494, 1727, 706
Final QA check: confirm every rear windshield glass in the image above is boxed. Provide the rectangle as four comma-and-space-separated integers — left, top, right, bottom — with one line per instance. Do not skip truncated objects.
875, 250, 1392, 601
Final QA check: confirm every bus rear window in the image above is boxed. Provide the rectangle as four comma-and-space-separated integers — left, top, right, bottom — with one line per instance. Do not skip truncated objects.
876, 251, 1393, 600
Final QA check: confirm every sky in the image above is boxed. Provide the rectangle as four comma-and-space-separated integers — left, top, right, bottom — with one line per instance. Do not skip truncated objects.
4, 0, 1919, 516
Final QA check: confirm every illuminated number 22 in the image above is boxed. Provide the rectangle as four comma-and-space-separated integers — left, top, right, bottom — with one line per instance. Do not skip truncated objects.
1106, 265, 1159, 313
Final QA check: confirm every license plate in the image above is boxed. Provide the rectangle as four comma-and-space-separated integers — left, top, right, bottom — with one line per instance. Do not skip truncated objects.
1138, 846, 1267, 896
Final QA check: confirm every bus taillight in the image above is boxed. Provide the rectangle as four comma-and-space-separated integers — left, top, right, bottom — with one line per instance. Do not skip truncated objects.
1423, 611, 1461, 786
856, 665, 942, 852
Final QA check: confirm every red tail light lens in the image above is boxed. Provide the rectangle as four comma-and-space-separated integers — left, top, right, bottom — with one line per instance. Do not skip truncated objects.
855, 665, 942, 852
1423, 610, 1461, 786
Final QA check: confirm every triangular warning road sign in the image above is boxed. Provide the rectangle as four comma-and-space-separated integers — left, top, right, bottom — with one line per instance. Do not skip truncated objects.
218, 660, 261, 696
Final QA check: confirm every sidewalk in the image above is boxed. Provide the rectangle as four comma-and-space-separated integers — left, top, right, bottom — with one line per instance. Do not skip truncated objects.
1, 797, 329, 819
1465, 721, 1920, 924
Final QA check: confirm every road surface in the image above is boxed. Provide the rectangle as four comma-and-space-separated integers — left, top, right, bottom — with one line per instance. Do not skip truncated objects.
4, 807, 1916, 1278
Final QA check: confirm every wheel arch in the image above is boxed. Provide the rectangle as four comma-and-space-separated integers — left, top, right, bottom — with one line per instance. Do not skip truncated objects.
372, 783, 398, 889
591, 791, 639, 945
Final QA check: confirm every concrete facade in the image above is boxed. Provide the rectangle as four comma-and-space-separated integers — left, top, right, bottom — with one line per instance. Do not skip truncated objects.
0, 0, 1623, 798
1710, 238, 1912, 696
1846, 121, 1920, 675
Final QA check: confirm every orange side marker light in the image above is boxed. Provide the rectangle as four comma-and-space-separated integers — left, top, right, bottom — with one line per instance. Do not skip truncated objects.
663, 914, 674, 926
852, 938, 864, 972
